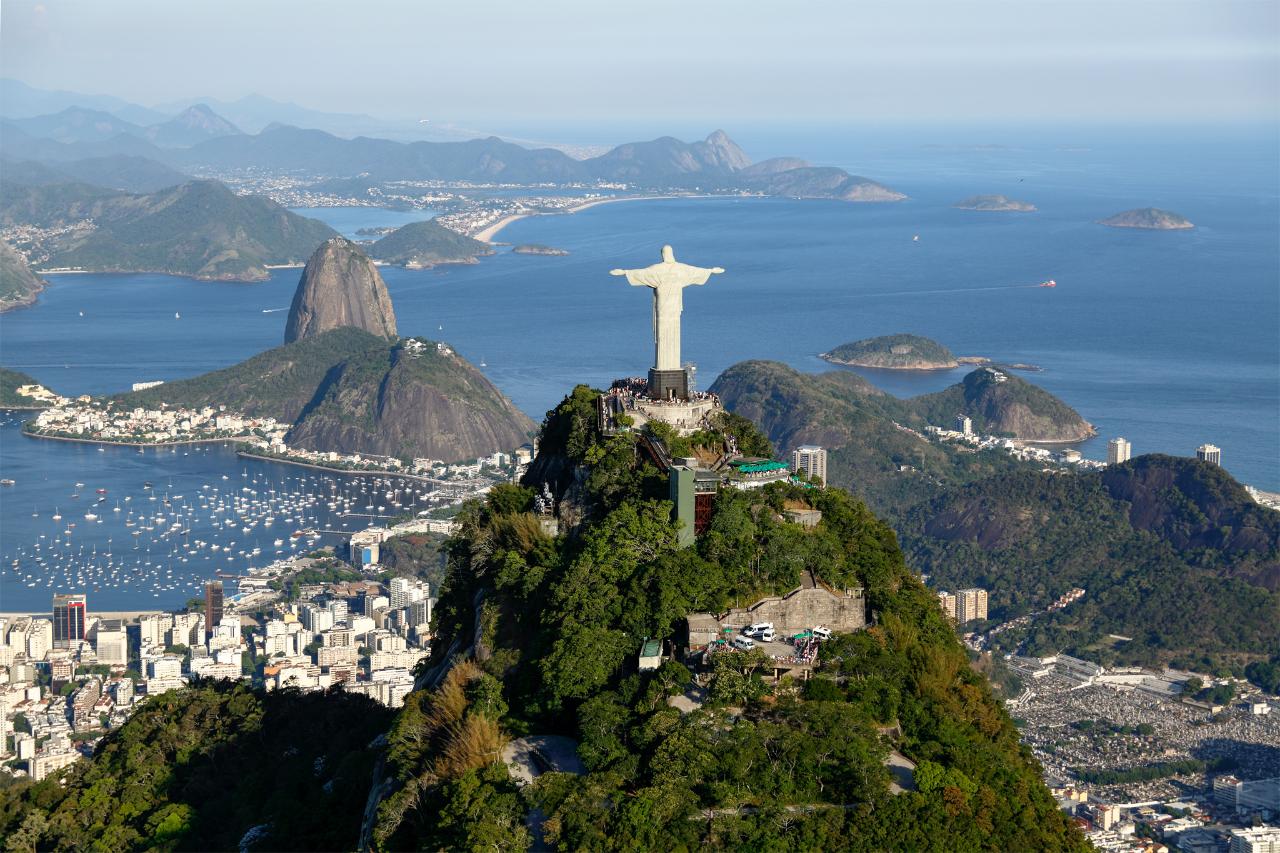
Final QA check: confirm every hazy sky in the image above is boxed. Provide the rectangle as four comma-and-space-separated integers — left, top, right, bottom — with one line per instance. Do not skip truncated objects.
2, 0, 1276, 124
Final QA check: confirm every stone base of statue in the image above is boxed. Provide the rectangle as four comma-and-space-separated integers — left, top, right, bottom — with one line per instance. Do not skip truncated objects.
598, 376, 724, 437
647, 368, 688, 401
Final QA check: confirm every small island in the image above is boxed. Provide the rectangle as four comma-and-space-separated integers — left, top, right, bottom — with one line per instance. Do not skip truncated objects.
512, 244, 569, 256
954, 194, 1037, 212
368, 219, 493, 268
1100, 208, 1194, 230
821, 334, 959, 370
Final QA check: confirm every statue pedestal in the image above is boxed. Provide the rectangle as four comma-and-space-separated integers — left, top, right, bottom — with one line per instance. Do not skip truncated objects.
647, 368, 688, 401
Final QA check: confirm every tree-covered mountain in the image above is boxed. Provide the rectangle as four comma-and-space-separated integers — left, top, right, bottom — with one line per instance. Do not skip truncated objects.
365, 385, 1085, 851
115, 327, 534, 461
823, 334, 960, 369
0, 683, 393, 851
0, 366, 47, 406
0, 179, 335, 280
710, 360, 1280, 671
0, 154, 189, 192
368, 218, 493, 267
0, 240, 45, 312
911, 367, 1095, 442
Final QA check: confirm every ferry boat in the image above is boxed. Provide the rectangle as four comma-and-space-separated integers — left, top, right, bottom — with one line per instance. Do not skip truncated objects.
1039, 279, 1057, 288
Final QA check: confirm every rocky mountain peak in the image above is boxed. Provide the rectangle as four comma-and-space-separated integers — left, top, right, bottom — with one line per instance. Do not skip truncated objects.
284, 237, 397, 344
697, 129, 752, 171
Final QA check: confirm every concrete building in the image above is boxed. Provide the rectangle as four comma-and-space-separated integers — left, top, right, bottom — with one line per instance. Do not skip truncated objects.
937, 591, 958, 621
1196, 444, 1222, 465
956, 414, 973, 437
94, 619, 128, 666
52, 593, 87, 649
28, 748, 80, 781
1107, 437, 1132, 465
957, 588, 989, 623
792, 445, 828, 485
1229, 827, 1280, 853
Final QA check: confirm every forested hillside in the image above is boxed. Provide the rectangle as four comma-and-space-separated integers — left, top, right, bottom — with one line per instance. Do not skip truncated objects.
0, 683, 392, 851
370, 385, 1086, 851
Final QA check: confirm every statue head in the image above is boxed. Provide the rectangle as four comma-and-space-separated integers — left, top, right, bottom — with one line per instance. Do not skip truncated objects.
661, 245, 675, 263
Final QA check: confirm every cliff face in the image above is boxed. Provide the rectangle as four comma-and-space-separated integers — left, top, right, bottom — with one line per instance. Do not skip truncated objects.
285, 339, 534, 461
0, 240, 46, 312
285, 237, 397, 344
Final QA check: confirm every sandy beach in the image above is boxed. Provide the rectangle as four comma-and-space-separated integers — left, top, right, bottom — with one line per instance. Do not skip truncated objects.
476, 194, 710, 243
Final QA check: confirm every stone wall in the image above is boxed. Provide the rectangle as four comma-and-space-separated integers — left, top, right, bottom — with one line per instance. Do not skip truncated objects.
686, 584, 866, 647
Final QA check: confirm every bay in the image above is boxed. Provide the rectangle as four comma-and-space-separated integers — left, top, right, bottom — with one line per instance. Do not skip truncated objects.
1, 126, 1276, 612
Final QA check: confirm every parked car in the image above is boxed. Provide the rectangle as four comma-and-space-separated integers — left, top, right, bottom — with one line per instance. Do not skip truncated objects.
731, 636, 756, 651
743, 622, 773, 637
757, 628, 776, 642
811, 626, 832, 641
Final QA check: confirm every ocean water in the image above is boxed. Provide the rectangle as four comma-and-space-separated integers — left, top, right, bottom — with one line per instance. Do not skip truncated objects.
1, 126, 1277, 610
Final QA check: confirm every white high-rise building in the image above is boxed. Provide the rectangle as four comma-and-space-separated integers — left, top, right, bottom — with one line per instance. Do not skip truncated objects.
94, 619, 128, 666
1196, 443, 1222, 465
1229, 827, 1280, 853
956, 414, 973, 437
1107, 437, 1132, 465
957, 588, 989, 623
791, 445, 828, 485
937, 591, 958, 621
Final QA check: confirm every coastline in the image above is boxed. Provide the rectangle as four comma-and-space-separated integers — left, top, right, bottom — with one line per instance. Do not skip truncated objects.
236, 449, 435, 483
476, 193, 713, 243
22, 429, 250, 449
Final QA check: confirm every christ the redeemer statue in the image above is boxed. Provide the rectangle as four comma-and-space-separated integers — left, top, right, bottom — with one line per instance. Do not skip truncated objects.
611, 246, 724, 399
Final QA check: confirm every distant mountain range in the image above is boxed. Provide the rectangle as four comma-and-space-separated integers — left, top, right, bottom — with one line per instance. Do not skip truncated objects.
2, 80, 905, 201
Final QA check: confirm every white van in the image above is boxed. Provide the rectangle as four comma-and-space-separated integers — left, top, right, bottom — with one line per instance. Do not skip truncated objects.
731, 636, 756, 651
757, 628, 776, 642
743, 622, 773, 637
811, 626, 832, 641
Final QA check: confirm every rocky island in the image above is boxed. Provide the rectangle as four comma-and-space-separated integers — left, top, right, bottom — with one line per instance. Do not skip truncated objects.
1100, 207, 1194, 230
0, 241, 46, 312
369, 218, 492, 268
511, 244, 569, 256
821, 333, 959, 369
954, 194, 1037, 212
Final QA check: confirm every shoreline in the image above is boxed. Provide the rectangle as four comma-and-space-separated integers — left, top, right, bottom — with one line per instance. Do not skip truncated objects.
476, 193, 715, 243
235, 449, 432, 482
22, 429, 250, 449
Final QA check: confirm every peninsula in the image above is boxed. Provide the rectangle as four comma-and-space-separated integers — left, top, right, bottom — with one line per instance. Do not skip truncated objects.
954, 194, 1037, 212
821, 334, 959, 369
1100, 207, 1194, 230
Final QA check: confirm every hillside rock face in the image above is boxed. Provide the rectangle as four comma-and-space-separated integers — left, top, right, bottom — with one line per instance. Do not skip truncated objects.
285, 339, 534, 461
285, 237, 397, 344
0, 240, 46, 312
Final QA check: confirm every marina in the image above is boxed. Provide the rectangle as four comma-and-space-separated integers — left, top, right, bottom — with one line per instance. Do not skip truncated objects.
0, 413, 460, 612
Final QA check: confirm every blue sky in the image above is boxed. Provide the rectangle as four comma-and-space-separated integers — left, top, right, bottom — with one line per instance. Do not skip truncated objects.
2, 0, 1276, 124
